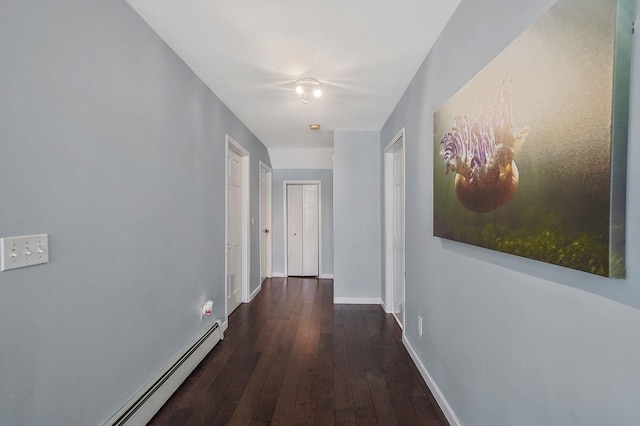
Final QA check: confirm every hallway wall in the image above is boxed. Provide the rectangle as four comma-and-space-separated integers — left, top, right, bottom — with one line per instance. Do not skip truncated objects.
381, 0, 640, 424
0, 1, 270, 424
334, 130, 382, 302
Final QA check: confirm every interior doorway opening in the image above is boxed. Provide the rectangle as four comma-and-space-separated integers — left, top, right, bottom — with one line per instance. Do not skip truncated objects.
226, 135, 250, 317
283, 181, 321, 277
259, 162, 272, 284
384, 129, 406, 329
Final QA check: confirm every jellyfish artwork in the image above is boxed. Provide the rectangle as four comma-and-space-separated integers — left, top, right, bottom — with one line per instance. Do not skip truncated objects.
439, 81, 529, 213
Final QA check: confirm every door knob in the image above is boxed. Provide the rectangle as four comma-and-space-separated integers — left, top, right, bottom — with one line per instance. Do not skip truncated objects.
264, 229, 270, 234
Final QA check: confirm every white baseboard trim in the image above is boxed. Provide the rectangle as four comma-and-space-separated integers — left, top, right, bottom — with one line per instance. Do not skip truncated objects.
402, 335, 462, 426
319, 274, 334, 279
249, 284, 262, 302
380, 299, 388, 312
334, 297, 382, 304
222, 320, 228, 333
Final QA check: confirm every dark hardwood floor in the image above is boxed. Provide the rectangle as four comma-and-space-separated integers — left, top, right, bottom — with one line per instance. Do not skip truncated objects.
149, 277, 446, 426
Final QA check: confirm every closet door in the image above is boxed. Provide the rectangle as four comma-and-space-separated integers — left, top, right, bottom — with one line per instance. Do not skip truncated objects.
302, 185, 319, 276
286, 184, 319, 277
287, 185, 304, 276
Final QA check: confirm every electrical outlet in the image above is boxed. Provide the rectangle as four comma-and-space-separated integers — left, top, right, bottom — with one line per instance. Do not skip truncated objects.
418, 315, 423, 337
201, 300, 214, 320
1, 234, 49, 271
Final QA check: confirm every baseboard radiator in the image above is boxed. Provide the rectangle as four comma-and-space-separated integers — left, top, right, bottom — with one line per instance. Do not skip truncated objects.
105, 319, 224, 426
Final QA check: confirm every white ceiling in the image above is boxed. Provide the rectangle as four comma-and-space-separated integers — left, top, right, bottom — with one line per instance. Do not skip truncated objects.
126, 0, 460, 149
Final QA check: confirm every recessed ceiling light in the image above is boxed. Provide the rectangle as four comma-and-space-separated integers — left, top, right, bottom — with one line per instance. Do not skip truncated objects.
309, 123, 321, 130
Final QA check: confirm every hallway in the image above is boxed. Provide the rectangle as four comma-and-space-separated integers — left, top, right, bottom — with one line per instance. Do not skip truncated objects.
150, 278, 445, 425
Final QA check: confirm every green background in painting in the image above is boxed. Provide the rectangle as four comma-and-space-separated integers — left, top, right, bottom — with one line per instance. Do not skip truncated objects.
433, 0, 627, 277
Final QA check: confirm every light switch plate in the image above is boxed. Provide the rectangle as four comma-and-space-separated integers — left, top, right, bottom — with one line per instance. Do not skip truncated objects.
1, 234, 49, 271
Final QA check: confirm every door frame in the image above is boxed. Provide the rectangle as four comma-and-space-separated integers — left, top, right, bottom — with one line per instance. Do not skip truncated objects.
283, 180, 321, 277
384, 128, 405, 328
259, 161, 273, 283
225, 134, 250, 317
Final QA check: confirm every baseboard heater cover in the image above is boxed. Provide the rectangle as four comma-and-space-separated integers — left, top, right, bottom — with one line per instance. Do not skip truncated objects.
105, 319, 224, 426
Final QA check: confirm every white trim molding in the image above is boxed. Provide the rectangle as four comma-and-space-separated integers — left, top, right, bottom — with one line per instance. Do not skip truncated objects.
282, 180, 322, 277
333, 297, 382, 304
225, 135, 251, 311
249, 284, 262, 302
271, 272, 286, 278
319, 274, 334, 279
383, 128, 406, 328
403, 336, 462, 426
259, 161, 273, 282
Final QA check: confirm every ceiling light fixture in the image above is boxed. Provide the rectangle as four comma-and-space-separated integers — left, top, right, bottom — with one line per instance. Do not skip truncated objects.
295, 78, 322, 104
309, 123, 321, 130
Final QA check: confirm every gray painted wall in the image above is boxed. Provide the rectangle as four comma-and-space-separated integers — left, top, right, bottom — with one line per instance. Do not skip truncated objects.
0, 1, 270, 425
381, 0, 640, 424
271, 169, 334, 277
333, 131, 382, 300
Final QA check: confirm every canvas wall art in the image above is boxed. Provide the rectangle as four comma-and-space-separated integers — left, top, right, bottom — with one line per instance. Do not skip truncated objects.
433, 0, 633, 278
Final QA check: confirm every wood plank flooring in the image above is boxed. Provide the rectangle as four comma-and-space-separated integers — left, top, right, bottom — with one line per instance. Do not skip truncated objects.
149, 278, 446, 426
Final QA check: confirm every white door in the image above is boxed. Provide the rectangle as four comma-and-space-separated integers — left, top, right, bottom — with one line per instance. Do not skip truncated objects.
287, 185, 304, 276
227, 149, 243, 315
302, 185, 319, 276
260, 166, 271, 283
286, 184, 319, 277
393, 144, 405, 327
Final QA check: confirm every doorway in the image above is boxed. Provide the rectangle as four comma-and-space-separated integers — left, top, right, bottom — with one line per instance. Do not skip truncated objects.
384, 129, 405, 329
284, 181, 320, 277
259, 162, 272, 284
226, 135, 250, 317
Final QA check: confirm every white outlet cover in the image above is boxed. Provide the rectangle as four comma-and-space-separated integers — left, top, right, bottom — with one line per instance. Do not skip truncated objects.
1, 234, 49, 271
201, 300, 214, 319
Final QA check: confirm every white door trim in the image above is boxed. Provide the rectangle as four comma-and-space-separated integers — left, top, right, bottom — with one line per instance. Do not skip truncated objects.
283, 180, 322, 277
259, 161, 273, 282
226, 135, 250, 316
384, 128, 405, 329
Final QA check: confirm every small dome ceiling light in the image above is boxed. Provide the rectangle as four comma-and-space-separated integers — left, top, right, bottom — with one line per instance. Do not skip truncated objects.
295, 78, 322, 104
309, 123, 321, 130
